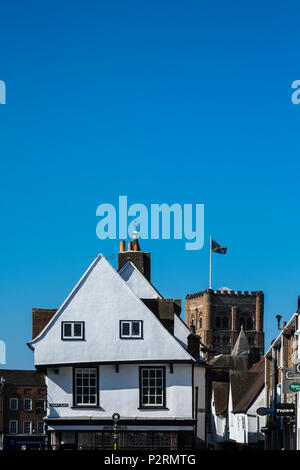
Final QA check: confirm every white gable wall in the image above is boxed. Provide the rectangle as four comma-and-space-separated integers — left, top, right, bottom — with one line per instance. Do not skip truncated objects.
30, 256, 193, 366
207, 389, 228, 449
118, 261, 161, 299
173, 315, 189, 350
229, 387, 266, 444
247, 388, 266, 443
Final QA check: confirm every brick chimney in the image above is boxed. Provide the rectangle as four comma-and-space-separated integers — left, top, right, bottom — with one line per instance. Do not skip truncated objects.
187, 326, 201, 360
118, 238, 151, 281
32, 308, 57, 339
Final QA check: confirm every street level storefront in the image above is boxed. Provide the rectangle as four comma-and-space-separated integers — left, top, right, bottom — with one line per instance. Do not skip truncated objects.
264, 311, 298, 450
46, 420, 195, 450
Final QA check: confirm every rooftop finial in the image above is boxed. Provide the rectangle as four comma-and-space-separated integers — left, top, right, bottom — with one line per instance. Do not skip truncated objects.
133, 220, 139, 240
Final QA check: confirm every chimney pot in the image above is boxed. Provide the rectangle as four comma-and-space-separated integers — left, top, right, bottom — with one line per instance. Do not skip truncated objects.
276, 314, 282, 330
120, 241, 126, 252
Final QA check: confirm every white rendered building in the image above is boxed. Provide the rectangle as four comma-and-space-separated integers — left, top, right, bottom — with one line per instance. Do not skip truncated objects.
28, 239, 206, 450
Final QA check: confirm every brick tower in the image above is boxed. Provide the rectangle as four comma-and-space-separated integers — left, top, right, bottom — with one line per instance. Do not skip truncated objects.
185, 287, 264, 355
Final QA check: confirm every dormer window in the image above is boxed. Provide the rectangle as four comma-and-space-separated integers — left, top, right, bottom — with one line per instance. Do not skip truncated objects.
62, 322, 84, 340
120, 320, 143, 339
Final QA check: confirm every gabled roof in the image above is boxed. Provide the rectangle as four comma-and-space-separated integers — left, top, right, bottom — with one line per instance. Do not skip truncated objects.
208, 355, 248, 370
28, 254, 195, 365
118, 260, 163, 299
232, 358, 265, 413
231, 326, 250, 355
230, 369, 259, 411
212, 381, 229, 415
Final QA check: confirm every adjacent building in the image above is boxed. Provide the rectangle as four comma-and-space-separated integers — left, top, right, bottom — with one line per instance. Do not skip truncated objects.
27, 238, 206, 450
207, 328, 265, 449
0, 369, 46, 450
265, 309, 299, 450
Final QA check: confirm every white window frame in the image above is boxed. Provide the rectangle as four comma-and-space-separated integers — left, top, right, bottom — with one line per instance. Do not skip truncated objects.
74, 368, 98, 407
23, 398, 32, 411
120, 320, 143, 339
36, 421, 45, 435
23, 420, 32, 434
9, 420, 18, 435
9, 398, 19, 410
62, 321, 84, 340
140, 367, 165, 408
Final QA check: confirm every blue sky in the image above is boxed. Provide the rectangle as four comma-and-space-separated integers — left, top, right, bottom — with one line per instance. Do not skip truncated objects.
1, 0, 300, 369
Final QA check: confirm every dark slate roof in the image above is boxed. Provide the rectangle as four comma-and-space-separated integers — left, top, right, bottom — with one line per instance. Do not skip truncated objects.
232, 358, 265, 413
231, 326, 250, 355
0, 369, 45, 386
208, 355, 248, 370
212, 382, 229, 415
230, 369, 259, 412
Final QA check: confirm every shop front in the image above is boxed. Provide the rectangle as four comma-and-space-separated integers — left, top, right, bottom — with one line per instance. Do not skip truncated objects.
47, 420, 195, 450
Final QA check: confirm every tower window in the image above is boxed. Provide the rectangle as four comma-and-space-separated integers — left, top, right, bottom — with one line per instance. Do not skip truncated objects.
215, 317, 221, 328
222, 317, 228, 329
239, 318, 245, 329
246, 317, 253, 330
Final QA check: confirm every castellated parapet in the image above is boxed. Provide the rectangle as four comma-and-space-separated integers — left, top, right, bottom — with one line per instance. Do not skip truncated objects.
185, 288, 264, 355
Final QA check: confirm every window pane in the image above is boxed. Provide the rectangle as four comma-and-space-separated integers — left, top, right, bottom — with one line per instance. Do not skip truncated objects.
10, 399, 18, 410
37, 422, 45, 434
141, 368, 164, 407
9, 421, 17, 434
23, 422, 31, 434
24, 399, 32, 410
132, 322, 140, 336
75, 368, 97, 406
122, 322, 130, 336
74, 323, 82, 337
64, 323, 72, 337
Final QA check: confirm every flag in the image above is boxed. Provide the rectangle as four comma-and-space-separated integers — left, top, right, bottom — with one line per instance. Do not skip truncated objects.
212, 239, 227, 254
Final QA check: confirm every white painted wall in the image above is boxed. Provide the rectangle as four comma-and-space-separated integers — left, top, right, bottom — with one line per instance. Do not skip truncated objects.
30, 256, 193, 365
194, 366, 206, 443
207, 390, 228, 449
173, 315, 189, 350
119, 261, 162, 299
229, 387, 266, 444
46, 363, 193, 419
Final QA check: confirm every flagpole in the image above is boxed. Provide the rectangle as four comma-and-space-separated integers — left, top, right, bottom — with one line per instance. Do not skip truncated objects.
209, 235, 212, 289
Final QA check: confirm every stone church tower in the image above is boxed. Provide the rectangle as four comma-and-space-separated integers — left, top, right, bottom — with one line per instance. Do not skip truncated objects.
185, 287, 264, 355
